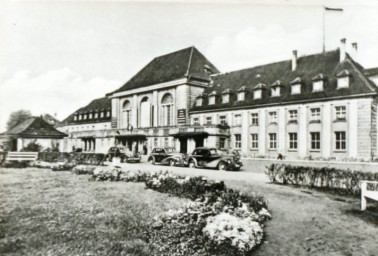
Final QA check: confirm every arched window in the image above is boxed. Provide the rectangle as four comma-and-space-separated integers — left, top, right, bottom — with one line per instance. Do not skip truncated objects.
161, 93, 173, 126
123, 100, 131, 128
140, 97, 151, 127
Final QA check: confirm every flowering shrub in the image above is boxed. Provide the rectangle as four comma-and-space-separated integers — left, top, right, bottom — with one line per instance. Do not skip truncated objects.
266, 163, 378, 195
90, 167, 271, 255
203, 213, 263, 252
72, 165, 97, 175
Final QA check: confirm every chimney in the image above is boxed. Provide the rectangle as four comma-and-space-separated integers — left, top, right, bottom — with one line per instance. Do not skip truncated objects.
340, 38, 346, 62
351, 42, 358, 60
292, 50, 297, 71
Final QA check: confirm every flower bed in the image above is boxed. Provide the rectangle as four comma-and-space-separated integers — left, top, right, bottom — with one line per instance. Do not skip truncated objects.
90, 167, 270, 255
266, 163, 378, 195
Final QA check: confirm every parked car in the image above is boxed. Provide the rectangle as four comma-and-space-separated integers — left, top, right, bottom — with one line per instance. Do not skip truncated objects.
187, 147, 243, 171
148, 147, 188, 166
106, 146, 141, 163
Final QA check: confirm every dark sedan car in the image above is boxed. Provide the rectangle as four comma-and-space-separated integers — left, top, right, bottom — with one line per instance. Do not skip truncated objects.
106, 146, 141, 163
148, 147, 188, 166
187, 147, 243, 171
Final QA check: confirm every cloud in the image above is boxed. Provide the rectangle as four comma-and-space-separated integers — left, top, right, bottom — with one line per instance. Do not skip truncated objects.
0, 67, 121, 132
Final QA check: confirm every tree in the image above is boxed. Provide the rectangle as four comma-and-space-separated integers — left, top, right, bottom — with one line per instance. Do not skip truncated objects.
6, 110, 32, 130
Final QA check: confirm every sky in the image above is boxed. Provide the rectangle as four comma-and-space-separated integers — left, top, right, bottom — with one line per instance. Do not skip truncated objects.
1, 0, 378, 132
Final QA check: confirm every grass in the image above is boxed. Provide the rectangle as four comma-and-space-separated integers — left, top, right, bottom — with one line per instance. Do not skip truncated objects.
1, 167, 377, 256
0, 168, 188, 256
226, 180, 378, 256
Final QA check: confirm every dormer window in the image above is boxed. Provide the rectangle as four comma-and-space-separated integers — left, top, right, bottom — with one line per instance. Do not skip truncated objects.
79, 114, 82, 120
100, 112, 104, 118
237, 86, 247, 101
196, 97, 203, 106
196, 93, 206, 107
221, 89, 231, 103
94, 112, 98, 118
271, 80, 283, 97
106, 111, 110, 117
74, 115, 77, 121
89, 113, 93, 119
290, 77, 302, 95
253, 83, 266, 99
312, 74, 327, 92
83, 114, 87, 120
208, 91, 218, 105
337, 70, 351, 89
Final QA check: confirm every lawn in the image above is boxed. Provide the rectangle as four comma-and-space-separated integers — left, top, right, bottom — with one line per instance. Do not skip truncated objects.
0, 168, 188, 256
1, 167, 377, 256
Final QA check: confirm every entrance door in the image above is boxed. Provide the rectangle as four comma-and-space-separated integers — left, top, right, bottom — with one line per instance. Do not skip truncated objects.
194, 137, 204, 147
179, 138, 188, 153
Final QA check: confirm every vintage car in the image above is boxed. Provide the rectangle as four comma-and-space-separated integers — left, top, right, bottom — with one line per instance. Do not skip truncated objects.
147, 147, 188, 166
106, 146, 141, 163
187, 147, 243, 171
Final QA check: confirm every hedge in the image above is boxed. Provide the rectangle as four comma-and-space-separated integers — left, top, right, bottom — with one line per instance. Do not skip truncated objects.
265, 164, 378, 195
38, 152, 106, 165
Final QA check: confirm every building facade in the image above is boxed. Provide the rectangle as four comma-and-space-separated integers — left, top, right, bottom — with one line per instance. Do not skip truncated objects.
59, 40, 378, 160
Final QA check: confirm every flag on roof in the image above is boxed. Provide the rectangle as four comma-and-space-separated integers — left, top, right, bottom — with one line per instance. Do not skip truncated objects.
324, 6, 343, 11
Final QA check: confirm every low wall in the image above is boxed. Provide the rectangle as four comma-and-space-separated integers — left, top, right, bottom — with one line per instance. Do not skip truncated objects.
241, 158, 378, 173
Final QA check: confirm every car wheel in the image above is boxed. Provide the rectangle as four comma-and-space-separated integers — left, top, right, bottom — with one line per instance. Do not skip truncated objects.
148, 157, 155, 165
189, 161, 196, 169
169, 159, 176, 167
218, 162, 227, 171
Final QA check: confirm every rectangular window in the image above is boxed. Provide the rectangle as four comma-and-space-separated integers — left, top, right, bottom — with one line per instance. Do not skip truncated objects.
74, 115, 77, 121
94, 112, 98, 118
234, 114, 241, 126
271, 87, 280, 97
237, 92, 245, 101
269, 133, 277, 149
89, 113, 93, 119
251, 134, 258, 149
235, 134, 242, 149
83, 114, 87, 120
313, 81, 324, 92
222, 94, 229, 103
254, 90, 262, 99
206, 116, 212, 125
335, 106, 346, 120
310, 132, 321, 150
335, 131, 346, 150
106, 111, 110, 117
209, 96, 215, 105
100, 112, 104, 118
220, 137, 226, 149
269, 111, 277, 123
196, 98, 202, 106
288, 110, 298, 122
251, 113, 259, 126
164, 138, 169, 147
193, 117, 199, 125
154, 138, 158, 147
291, 84, 301, 94
337, 77, 349, 89
310, 108, 321, 121
289, 133, 298, 150
219, 115, 227, 125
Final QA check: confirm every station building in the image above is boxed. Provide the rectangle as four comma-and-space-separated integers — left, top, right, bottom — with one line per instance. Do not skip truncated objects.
58, 39, 378, 160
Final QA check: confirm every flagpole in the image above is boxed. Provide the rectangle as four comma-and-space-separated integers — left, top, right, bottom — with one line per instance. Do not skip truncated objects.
322, 5, 325, 53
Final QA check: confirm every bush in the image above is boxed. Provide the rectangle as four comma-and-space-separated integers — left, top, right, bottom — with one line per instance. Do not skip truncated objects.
21, 141, 42, 152
265, 164, 378, 195
90, 168, 271, 255
38, 152, 106, 166
3, 161, 30, 168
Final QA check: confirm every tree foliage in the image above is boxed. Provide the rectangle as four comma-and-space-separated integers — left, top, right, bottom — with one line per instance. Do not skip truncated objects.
6, 110, 32, 130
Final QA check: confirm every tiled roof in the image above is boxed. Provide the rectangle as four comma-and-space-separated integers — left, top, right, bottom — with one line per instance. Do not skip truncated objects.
364, 67, 378, 77
5, 117, 67, 138
109, 46, 219, 95
60, 97, 111, 125
191, 49, 377, 112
